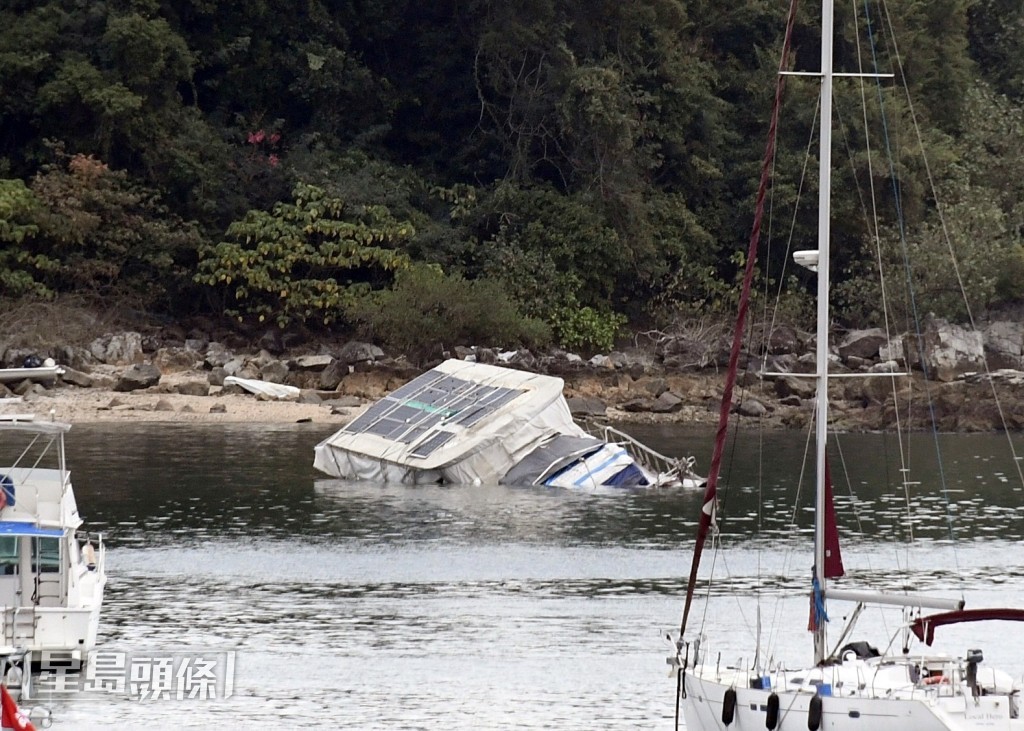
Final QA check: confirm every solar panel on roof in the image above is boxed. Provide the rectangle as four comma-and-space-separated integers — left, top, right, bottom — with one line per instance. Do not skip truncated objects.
342, 369, 526, 444
452, 388, 521, 427
410, 430, 456, 457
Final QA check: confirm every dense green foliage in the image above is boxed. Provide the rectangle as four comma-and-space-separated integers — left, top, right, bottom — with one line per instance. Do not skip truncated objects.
196, 182, 413, 328
1, 0, 1022, 349
346, 264, 551, 363
1, 149, 202, 307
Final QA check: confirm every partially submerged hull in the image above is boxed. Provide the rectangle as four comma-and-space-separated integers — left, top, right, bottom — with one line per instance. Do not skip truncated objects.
314, 359, 700, 488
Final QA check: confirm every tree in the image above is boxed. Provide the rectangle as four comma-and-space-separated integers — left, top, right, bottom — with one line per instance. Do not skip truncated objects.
195, 183, 414, 328
29, 151, 203, 309
835, 84, 1024, 325
968, 0, 1024, 100
0, 178, 45, 297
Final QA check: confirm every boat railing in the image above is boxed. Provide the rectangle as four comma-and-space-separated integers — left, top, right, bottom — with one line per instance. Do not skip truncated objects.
577, 418, 700, 486
1, 607, 36, 649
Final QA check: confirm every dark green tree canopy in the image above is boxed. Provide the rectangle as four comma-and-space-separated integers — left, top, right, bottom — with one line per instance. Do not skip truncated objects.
1, 0, 1020, 343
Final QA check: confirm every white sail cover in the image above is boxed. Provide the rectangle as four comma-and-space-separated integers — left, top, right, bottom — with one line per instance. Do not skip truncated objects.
313, 359, 590, 484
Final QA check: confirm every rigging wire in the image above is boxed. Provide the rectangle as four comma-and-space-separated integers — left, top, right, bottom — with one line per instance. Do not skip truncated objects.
842, 0, 907, 642
853, 0, 919, 602
870, 0, 971, 592
878, 0, 1024, 498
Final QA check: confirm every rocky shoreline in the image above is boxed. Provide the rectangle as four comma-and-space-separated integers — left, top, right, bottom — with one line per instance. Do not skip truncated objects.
3, 314, 1024, 430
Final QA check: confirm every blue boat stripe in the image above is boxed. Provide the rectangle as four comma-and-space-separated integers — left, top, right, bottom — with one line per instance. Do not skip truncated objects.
573, 448, 629, 486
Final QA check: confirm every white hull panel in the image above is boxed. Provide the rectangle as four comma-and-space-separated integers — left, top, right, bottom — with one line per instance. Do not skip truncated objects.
32, 607, 102, 655
682, 671, 1023, 731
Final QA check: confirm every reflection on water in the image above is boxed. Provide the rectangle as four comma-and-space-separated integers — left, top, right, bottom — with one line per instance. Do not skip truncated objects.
25, 423, 1024, 729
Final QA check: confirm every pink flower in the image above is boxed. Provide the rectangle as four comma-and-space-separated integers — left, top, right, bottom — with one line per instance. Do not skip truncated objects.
247, 130, 266, 145
268, 154, 280, 167
269, 132, 281, 145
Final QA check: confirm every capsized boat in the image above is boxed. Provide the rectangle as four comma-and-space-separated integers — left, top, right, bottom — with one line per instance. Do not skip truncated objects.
669, 1, 1024, 729
0, 416, 105, 666
313, 359, 703, 488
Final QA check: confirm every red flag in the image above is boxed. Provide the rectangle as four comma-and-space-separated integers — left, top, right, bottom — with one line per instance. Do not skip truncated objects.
1, 685, 36, 731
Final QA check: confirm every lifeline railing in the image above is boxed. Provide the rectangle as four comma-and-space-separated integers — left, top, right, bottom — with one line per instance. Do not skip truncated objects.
577, 419, 701, 487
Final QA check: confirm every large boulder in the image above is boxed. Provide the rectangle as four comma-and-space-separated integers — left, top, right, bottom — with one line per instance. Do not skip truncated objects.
60, 367, 94, 388
337, 370, 397, 400
113, 363, 161, 392
984, 320, 1024, 370
838, 328, 889, 362
175, 381, 210, 397
766, 325, 803, 355
319, 361, 349, 390
292, 354, 334, 371
337, 341, 385, 365
259, 360, 290, 384
89, 332, 144, 365
650, 390, 684, 413
204, 342, 234, 369
920, 317, 984, 382
152, 346, 202, 373
566, 396, 607, 417
773, 375, 816, 400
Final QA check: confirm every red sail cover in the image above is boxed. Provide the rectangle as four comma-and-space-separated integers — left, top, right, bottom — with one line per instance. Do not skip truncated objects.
911, 608, 1024, 645
823, 459, 844, 579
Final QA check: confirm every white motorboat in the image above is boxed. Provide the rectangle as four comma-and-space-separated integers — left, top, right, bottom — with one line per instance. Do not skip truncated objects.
0, 416, 105, 667
314, 358, 703, 488
669, 1, 1024, 729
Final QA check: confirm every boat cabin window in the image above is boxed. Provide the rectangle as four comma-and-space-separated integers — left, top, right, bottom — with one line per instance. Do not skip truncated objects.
32, 538, 60, 573
0, 537, 17, 575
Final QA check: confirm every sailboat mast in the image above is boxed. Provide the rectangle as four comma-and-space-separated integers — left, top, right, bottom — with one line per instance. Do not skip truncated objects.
813, 0, 835, 666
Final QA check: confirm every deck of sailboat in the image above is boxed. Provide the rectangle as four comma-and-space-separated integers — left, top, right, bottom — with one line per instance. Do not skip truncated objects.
685, 663, 1024, 730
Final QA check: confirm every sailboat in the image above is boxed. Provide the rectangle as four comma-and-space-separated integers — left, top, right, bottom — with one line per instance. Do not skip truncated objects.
669, 1, 1024, 729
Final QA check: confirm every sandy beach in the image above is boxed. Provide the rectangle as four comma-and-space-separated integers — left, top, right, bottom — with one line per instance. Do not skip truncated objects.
0, 369, 355, 426
0, 365, 697, 428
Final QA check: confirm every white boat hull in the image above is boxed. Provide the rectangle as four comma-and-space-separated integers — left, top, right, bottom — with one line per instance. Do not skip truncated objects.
681, 663, 1023, 731
16, 607, 102, 659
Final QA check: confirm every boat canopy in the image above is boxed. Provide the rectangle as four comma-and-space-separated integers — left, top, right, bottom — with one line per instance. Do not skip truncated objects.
910, 608, 1024, 646
314, 360, 588, 484
0, 521, 64, 537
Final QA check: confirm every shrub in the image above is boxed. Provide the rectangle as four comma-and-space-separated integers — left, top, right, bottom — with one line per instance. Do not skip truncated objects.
2, 152, 203, 309
549, 301, 626, 354
346, 264, 551, 363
